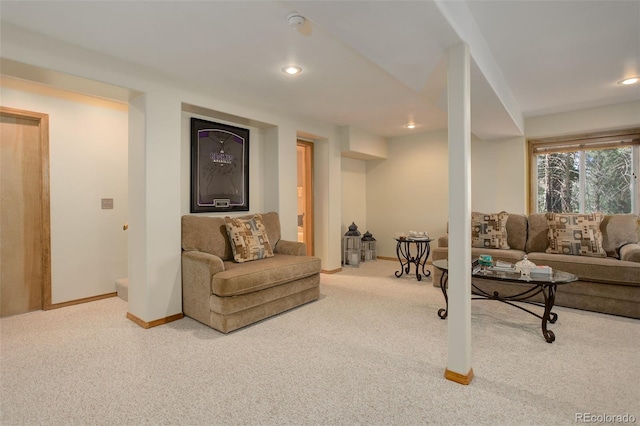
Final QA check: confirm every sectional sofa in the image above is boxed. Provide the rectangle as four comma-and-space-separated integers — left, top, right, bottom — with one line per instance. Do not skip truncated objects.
432, 212, 640, 319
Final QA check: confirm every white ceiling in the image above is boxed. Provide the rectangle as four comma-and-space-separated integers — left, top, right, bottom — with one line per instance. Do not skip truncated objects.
1, 1, 638, 139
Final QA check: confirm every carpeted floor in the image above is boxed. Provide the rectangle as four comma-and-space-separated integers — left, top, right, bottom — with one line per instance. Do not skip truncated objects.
1, 260, 638, 425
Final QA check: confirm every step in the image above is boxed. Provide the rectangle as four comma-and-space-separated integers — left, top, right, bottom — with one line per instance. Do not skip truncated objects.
115, 277, 128, 302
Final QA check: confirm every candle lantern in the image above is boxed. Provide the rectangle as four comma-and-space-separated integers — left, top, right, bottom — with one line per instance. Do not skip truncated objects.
343, 222, 362, 267
361, 231, 377, 262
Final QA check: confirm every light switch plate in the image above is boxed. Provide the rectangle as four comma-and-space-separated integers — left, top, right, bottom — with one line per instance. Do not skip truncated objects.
101, 198, 114, 209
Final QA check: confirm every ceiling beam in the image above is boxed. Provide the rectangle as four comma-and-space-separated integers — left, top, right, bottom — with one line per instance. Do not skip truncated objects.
434, 0, 524, 137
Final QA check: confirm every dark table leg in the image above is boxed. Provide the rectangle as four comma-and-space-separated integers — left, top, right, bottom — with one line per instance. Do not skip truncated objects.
396, 241, 431, 282
541, 284, 559, 343
420, 242, 431, 279
438, 271, 448, 319
412, 242, 424, 281
395, 241, 410, 278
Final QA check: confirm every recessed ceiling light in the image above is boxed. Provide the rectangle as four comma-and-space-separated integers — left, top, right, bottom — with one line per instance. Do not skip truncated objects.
618, 77, 639, 85
282, 65, 302, 75
406, 123, 416, 129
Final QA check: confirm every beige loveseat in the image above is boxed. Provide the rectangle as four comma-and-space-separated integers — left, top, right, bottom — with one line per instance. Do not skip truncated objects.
432, 213, 640, 319
181, 212, 321, 333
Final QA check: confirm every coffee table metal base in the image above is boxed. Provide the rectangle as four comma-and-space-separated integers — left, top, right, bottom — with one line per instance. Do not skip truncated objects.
437, 272, 559, 343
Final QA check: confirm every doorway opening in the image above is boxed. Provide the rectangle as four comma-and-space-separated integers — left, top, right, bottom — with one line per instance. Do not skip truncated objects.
296, 140, 314, 256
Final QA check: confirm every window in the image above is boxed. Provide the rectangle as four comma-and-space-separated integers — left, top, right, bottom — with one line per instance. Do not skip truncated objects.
529, 129, 640, 215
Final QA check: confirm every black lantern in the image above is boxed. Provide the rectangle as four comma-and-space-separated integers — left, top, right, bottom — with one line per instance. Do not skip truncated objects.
343, 222, 361, 267
361, 231, 377, 262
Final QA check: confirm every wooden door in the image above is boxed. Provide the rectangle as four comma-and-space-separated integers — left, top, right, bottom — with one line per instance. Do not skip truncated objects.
0, 107, 51, 317
296, 140, 314, 256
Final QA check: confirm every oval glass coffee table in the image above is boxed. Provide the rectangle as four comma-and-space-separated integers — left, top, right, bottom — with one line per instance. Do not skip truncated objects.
432, 259, 577, 343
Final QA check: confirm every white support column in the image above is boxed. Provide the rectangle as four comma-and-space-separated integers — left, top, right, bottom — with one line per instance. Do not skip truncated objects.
445, 43, 474, 384
264, 124, 298, 241
309, 132, 343, 272
277, 125, 299, 242
127, 91, 183, 327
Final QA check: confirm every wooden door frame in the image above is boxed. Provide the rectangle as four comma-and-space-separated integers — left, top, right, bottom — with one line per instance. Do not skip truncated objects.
297, 140, 314, 256
1, 107, 52, 310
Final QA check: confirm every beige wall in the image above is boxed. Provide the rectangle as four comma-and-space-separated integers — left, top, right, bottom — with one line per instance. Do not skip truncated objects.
1, 78, 129, 304
341, 157, 367, 236
525, 101, 640, 138
365, 130, 450, 259
471, 136, 527, 214
359, 129, 523, 259
340, 125, 387, 160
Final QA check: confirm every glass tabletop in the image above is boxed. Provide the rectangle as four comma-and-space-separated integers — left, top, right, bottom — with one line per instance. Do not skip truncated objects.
432, 259, 577, 285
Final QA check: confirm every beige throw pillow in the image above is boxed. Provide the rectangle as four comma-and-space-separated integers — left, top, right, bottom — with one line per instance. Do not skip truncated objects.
224, 215, 274, 263
471, 212, 510, 249
545, 212, 606, 257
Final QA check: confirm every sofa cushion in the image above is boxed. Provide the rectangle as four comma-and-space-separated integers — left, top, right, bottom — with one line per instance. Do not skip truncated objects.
545, 212, 606, 257
258, 211, 282, 249
620, 243, 640, 263
471, 212, 510, 249
527, 252, 640, 286
210, 274, 320, 315
505, 213, 528, 252
224, 214, 274, 263
526, 213, 550, 253
212, 254, 321, 297
601, 214, 640, 258
182, 215, 232, 259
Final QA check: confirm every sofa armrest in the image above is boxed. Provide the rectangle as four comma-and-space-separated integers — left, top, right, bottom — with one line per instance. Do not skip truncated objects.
275, 239, 307, 256
619, 243, 640, 263
182, 251, 225, 322
183, 250, 225, 277
438, 236, 449, 248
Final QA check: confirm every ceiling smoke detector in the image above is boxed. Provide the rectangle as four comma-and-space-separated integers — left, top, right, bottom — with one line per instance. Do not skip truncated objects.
287, 12, 306, 30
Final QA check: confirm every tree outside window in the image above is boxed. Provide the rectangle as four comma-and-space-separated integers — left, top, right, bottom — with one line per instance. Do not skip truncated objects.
530, 130, 639, 215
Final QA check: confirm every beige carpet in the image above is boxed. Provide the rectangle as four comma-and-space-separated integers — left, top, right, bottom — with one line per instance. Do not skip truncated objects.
1, 260, 638, 425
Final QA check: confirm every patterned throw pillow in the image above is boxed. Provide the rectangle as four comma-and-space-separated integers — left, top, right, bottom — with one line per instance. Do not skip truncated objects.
545, 212, 606, 257
471, 212, 510, 249
224, 215, 274, 263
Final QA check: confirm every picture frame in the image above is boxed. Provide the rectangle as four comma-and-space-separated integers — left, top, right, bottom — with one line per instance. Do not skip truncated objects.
190, 118, 249, 213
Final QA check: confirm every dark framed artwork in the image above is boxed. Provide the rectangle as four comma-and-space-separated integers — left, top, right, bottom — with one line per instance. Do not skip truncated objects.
190, 118, 249, 213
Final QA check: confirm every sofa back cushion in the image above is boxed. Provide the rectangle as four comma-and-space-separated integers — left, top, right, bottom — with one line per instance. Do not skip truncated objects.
601, 214, 640, 258
526, 213, 551, 253
506, 214, 528, 252
182, 212, 281, 260
258, 211, 282, 247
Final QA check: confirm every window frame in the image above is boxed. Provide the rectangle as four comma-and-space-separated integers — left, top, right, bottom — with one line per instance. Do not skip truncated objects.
528, 128, 640, 215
